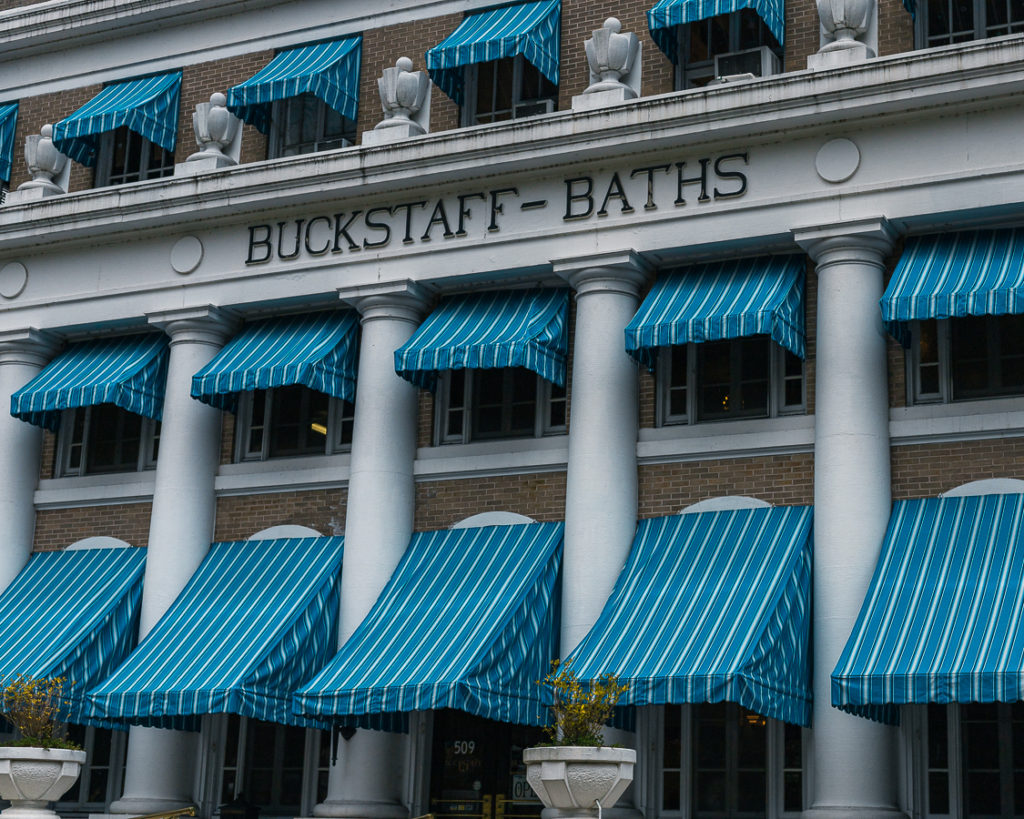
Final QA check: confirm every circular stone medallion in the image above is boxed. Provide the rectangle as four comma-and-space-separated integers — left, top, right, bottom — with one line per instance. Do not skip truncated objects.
170, 236, 204, 275
0, 262, 28, 299
815, 138, 861, 184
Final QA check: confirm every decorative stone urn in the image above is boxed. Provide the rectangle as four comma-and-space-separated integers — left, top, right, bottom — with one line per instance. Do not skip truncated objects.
0, 747, 86, 819
583, 18, 640, 97
816, 0, 873, 53
524, 746, 636, 818
20, 125, 69, 195
187, 92, 241, 167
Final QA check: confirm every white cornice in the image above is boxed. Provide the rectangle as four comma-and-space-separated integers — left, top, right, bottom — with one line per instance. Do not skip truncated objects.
1, 37, 1022, 251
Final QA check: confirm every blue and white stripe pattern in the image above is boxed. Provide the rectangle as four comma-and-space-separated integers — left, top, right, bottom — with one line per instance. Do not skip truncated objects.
11, 334, 170, 431
625, 255, 805, 370
647, 0, 785, 60
426, 0, 561, 105
227, 37, 362, 134
52, 72, 181, 167
0, 103, 18, 182
293, 522, 563, 726
568, 506, 813, 726
395, 289, 569, 391
85, 537, 343, 729
0, 548, 145, 724
832, 494, 1024, 723
881, 229, 1024, 343
191, 312, 360, 413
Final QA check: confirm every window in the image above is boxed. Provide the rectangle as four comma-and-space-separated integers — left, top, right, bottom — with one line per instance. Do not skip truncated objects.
215, 715, 329, 816
94, 126, 175, 187
922, 703, 1024, 819
462, 56, 557, 125
909, 315, 1024, 404
57, 405, 160, 477
268, 93, 355, 158
58, 725, 127, 812
435, 368, 566, 444
657, 337, 804, 425
917, 0, 1024, 48
660, 703, 804, 818
674, 11, 781, 89
237, 385, 354, 460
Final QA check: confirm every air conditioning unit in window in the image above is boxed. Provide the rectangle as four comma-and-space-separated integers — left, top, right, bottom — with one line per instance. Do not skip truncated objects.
713, 46, 780, 80
515, 98, 556, 118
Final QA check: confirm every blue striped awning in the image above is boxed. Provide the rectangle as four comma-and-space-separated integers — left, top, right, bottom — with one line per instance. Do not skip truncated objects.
227, 37, 362, 134
191, 312, 360, 413
833, 494, 1024, 723
52, 72, 181, 167
395, 289, 569, 391
0, 547, 146, 724
426, 0, 561, 105
568, 506, 813, 726
0, 103, 18, 182
881, 229, 1024, 342
647, 0, 785, 60
625, 255, 805, 370
10, 334, 169, 432
293, 522, 563, 726
85, 537, 343, 729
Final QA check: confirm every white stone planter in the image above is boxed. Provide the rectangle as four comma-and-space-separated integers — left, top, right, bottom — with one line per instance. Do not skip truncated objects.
524, 746, 636, 817
0, 747, 87, 819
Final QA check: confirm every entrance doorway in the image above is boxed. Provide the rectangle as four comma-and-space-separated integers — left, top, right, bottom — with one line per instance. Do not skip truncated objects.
429, 710, 545, 819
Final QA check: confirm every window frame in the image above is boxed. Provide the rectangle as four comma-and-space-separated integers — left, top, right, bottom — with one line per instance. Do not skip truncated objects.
93, 126, 175, 187
56, 405, 160, 478
434, 368, 567, 445
57, 725, 128, 813
652, 703, 808, 819
460, 55, 558, 127
914, 0, 1024, 49
672, 11, 781, 90
655, 338, 806, 427
906, 316, 1024, 405
234, 387, 355, 462
267, 93, 356, 159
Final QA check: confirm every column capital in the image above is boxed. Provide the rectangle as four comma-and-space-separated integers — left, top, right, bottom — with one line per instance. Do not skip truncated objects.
338, 280, 433, 325
551, 249, 651, 298
0, 328, 61, 367
146, 305, 238, 346
793, 217, 898, 266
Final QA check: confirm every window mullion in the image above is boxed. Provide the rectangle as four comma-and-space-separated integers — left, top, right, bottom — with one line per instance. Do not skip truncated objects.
767, 719, 781, 819
939, 320, 952, 403
262, 390, 274, 460
949, 704, 963, 819
687, 344, 697, 422
681, 705, 693, 819
463, 371, 473, 444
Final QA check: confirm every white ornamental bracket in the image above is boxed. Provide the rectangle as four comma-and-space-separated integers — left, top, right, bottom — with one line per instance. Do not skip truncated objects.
363, 57, 431, 147
573, 18, 641, 111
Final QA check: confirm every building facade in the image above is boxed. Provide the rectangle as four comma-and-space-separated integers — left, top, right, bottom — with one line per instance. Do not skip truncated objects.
0, 0, 1021, 818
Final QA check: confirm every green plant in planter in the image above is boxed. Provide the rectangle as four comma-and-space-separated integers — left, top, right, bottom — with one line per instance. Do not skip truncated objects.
0, 676, 81, 750
538, 659, 628, 747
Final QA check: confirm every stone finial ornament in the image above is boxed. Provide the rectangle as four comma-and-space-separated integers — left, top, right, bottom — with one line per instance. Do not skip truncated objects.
364, 57, 431, 145
572, 18, 641, 111
18, 124, 69, 196
187, 92, 241, 167
584, 18, 640, 97
810, 0, 875, 66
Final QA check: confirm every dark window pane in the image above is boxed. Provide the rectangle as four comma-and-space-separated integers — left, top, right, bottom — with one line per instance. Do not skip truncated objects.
784, 771, 803, 813
664, 706, 681, 769
268, 385, 329, 457
86, 404, 142, 473
736, 771, 766, 813
929, 772, 950, 815
929, 705, 949, 767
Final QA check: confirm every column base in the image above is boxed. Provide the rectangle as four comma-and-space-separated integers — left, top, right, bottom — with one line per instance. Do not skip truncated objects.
311, 800, 409, 819
805, 807, 906, 819
107, 796, 195, 815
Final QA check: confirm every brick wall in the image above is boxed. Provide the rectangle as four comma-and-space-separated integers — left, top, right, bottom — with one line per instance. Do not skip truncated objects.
892, 439, 1024, 499
11, 84, 100, 193
220, 411, 236, 465
213, 489, 347, 540
181, 52, 272, 166
639, 452, 814, 516
39, 430, 56, 480
878, 0, 915, 56
785, 0, 822, 73
415, 472, 567, 530
34, 502, 153, 551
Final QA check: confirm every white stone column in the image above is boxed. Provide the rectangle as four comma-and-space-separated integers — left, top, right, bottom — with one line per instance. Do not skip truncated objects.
0, 329, 59, 591
794, 219, 901, 819
110, 306, 235, 816
552, 251, 648, 657
313, 283, 428, 819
